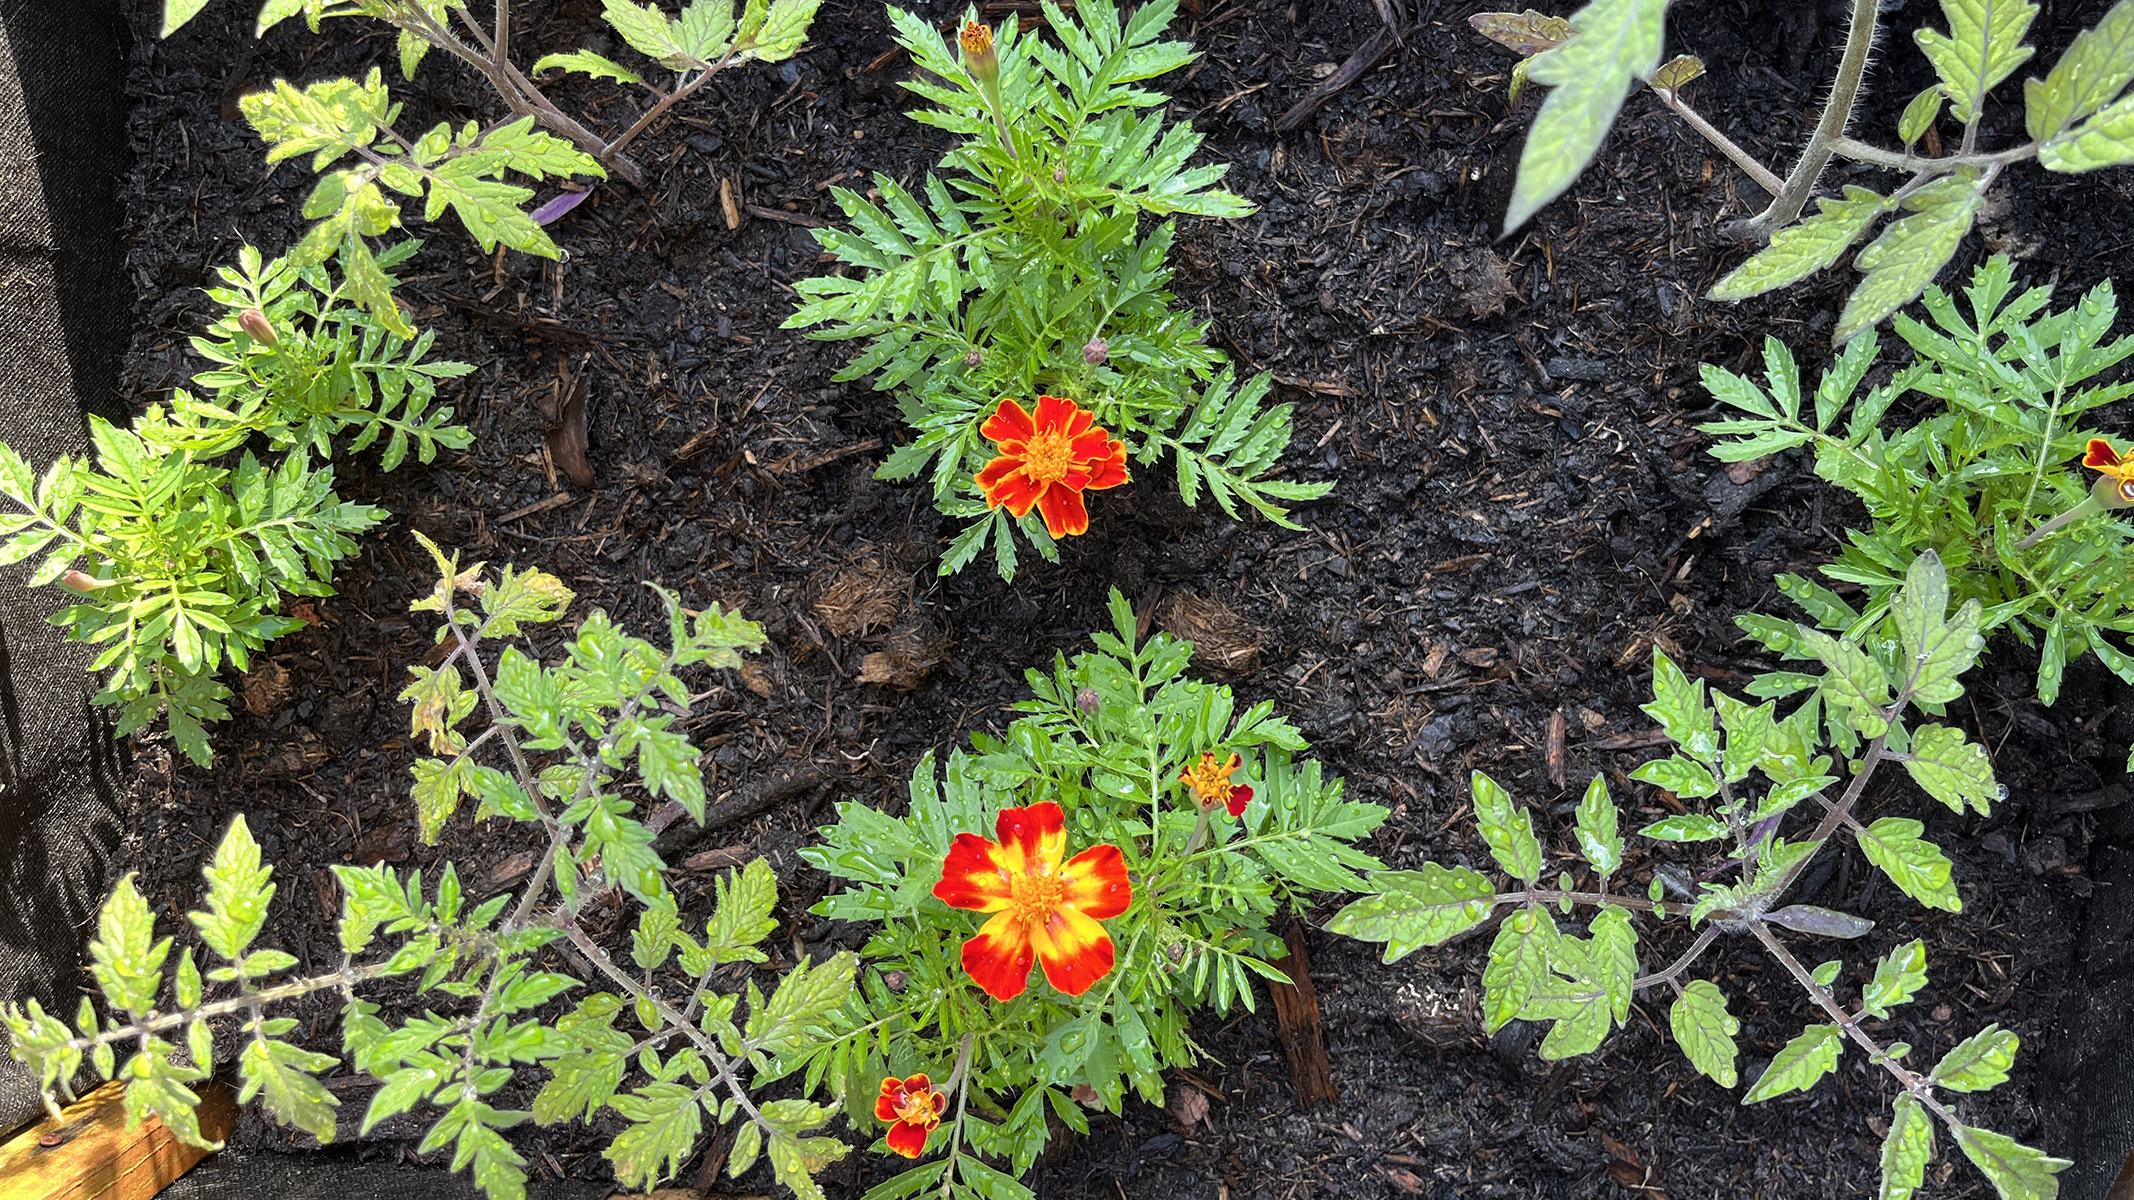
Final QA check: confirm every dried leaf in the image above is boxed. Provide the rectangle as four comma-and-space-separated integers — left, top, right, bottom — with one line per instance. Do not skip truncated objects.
814, 557, 907, 638
241, 658, 292, 717
1156, 592, 1263, 674
1471, 10, 1573, 56
855, 621, 947, 689
1651, 53, 1705, 92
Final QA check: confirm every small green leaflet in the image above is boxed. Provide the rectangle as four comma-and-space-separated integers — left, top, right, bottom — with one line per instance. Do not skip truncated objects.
1800, 626, 1893, 736
1709, 186, 1891, 303
1953, 1124, 2071, 1200
1471, 771, 1543, 883
1519, 935, 1614, 1060
2025, 0, 2134, 141
1573, 775, 1622, 878
1861, 939, 1929, 1019
1902, 724, 1998, 815
1855, 818, 1962, 912
530, 50, 646, 86
1482, 907, 1556, 1033
1913, 0, 2039, 124
1670, 979, 1740, 1087
1879, 1094, 1933, 1200
1503, 0, 1669, 233
1835, 169, 1988, 345
1630, 755, 1718, 800
1642, 650, 1717, 761
2040, 90, 2134, 171
1325, 865, 1499, 962
1742, 1022, 1841, 1103
160, 0, 210, 37
1589, 906, 1636, 1025
1637, 814, 1728, 842
1931, 1024, 2018, 1092
1900, 86, 1949, 145
1891, 551, 1985, 703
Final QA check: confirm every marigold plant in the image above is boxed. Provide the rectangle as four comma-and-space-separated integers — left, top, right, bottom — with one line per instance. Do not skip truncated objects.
793, 590, 1383, 1196
788, 1, 1329, 578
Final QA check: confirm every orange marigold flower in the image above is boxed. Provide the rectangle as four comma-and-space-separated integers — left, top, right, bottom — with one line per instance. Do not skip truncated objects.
932, 801, 1131, 1001
974, 395, 1128, 539
1180, 751, 1253, 817
959, 19, 998, 84
875, 1073, 946, 1158
2085, 438, 2134, 503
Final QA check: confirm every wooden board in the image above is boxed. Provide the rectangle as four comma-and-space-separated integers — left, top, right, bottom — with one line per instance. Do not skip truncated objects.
0, 1080, 234, 1200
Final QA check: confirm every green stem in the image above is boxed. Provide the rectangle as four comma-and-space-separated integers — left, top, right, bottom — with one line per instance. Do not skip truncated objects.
1730, 0, 1880, 242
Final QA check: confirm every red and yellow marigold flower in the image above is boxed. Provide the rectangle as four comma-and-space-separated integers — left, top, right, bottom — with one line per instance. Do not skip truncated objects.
1180, 751, 1253, 817
932, 801, 1131, 1001
2085, 438, 2134, 503
974, 395, 1128, 540
875, 1073, 946, 1158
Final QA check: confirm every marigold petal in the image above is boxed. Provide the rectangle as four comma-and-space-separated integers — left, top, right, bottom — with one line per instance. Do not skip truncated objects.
885, 1117, 930, 1158
993, 801, 1067, 875
978, 458, 1044, 518
1033, 394, 1080, 435
1226, 784, 1253, 818
961, 910, 1036, 1001
1082, 440, 1129, 491
902, 1073, 932, 1093
1060, 843, 1132, 920
934, 833, 1015, 912
875, 1093, 901, 1122
1066, 426, 1115, 463
982, 398, 1037, 445
1037, 484, 1091, 538
2086, 438, 2125, 470
1031, 906, 1116, 997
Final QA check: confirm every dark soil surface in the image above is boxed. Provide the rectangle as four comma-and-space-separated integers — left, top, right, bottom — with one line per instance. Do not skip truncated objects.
109, 0, 2134, 1197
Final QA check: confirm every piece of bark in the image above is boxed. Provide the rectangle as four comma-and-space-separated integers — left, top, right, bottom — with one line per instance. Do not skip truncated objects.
1266, 918, 1336, 1109
545, 369, 594, 488
648, 762, 829, 852
1273, 23, 1405, 133
0, 1079, 234, 1200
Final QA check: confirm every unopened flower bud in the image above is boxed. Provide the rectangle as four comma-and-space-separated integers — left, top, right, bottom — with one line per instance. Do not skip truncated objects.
1165, 941, 1184, 962
959, 20, 998, 85
1076, 687, 1100, 713
60, 569, 116, 592
1054, 166, 1067, 183
237, 308, 278, 347
1082, 338, 1109, 366
881, 969, 908, 993
963, 348, 983, 368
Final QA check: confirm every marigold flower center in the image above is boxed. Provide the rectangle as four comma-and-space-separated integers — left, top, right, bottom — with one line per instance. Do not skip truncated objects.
1008, 867, 1068, 925
892, 1090, 938, 1126
1014, 427, 1083, 487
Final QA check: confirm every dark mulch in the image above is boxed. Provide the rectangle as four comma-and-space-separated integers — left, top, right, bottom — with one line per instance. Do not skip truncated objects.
108, 0, 2134, 1196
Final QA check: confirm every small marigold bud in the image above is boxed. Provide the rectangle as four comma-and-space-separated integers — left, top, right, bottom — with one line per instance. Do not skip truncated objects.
959, 20, 998, 85
963, 348, 983, 368
60, 569, 116, 592
1165, 941, 1184, 962
1082, 338, 1109, 366
237, 308, 278, 347
1054, 165, 1067, 183
1076, 687, 1100, 713
881, 969, 909, 993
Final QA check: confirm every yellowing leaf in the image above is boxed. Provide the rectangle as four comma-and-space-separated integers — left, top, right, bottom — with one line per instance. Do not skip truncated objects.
1470, 10, 1574, 56
1651, 53, 1705, 92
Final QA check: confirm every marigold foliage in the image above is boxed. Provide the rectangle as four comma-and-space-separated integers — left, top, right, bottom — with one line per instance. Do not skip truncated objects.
799, 589, 1383, 1196
1701, 257, 2134, 765
787, 1, 1329, 578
